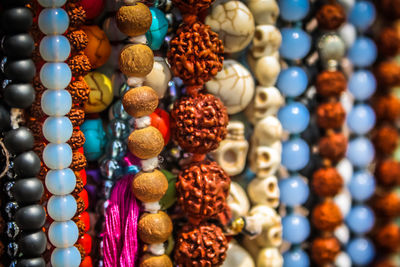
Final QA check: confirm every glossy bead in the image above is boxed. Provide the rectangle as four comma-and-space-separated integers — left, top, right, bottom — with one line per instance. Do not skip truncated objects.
18, 231, 47, 257
3, 34, 34, 59
4, 59, 35, 82
39, 35, 71, 62
16, 257, 46, 267
78, 233, 92, 254
283, 248, 310, 267
4, 83, 35, 109
106, 119, 130, 139
348, 70, 376, 101
279, 175, 309, 206
13, 178, 44, 205
277, 67, 308, 97
78, 212, 90, 232
38, 8, 69, 35
279, 0, 310, 21
51, 246, 81, 267
347, 238, 375, 266
37, 0, 66, 7
348, 171, 374, 202
150, 108, 171, 145
347, 137, 374, 168
43, 117, 73, 144
349, 1, 375, 31
81, 0, 104, 19
146, 7, 168, 50
282, 138, 310, 171
7, 221, 20, 239
282, 213, 310, 244
45, 168, 76, 195
111, 100, 129, 120
348, 37, 377, 67
40, 63, 71, 90
346, 205, 374, 234
81, 119, 106, 161
41, 90, 72, 116
14, 151, 41, 177
280, 28, 311, 60
43, 143, 72, 170
4, 127, 34, 155
15, 205, 46, 230
347, 104, 375, 135
48, 195, 77, 221
49, 221, 79, 248
105, 139, 126, 160
278, 102, 310, 134
1, 7, 32, 33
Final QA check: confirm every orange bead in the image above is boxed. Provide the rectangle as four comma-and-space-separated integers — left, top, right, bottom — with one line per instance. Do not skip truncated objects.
80, 256, 93, 267
150, 108, 170, 145
82, 25, 111, 69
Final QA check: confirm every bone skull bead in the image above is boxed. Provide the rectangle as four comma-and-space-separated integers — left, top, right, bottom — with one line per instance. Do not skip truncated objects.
249, 141, 281, 177
222, 240, 255, 267
246, 0, 279, 25
257, 247, 283, 267
248, 205, 282, 247
227, 181, 250, 218
248, 176, 279, 208
252, 116, 283, 146
250, 25, 281, 59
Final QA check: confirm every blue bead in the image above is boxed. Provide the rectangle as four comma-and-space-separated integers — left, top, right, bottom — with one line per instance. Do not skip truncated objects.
49, 220, 79, 248
278, 102, 310, 134
349, 1, 376, 32
279, 0, 310, 21
38, 8, 69, 35
43, 143, 72, 170
45, 168, 76, 195
277, 67, 308, 97
279, 175, 309, 206
81, 119, 107, 161
348, 37, 377, 67
51, 246, 81, 267
38, 0, 67, 7
41, 90, 72, 116
47, 195, 77, 221
347, 238, 375, 266
346, 205, 375, 234
347, 104, 375, 135
283, 248, 310, 267
348, 170, 375, 202
39, 35, 71, 62
347, 137, 375, 168
282, 138, 309, 171
43, 117, 73, 144
348, 70, 376, 101
282, 213, 310, 244
146, 7, 168, 50
40, 63, 71, 90
280, 28, 311, 60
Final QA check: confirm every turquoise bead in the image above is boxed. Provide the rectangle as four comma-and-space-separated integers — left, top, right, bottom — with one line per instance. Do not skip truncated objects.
146, 7, 168, 50
51, 247, 81, 267
81, 119, 107, 161
43, 143, 72, 170
43, 116, 73, 144
38, 8, 69, 35
47, 195, 77, 221
41, 90, 72, 116
40, 63, 71, 90
45, 168, 76, 195
40, 35, 71, 62
49, 220, 79, 248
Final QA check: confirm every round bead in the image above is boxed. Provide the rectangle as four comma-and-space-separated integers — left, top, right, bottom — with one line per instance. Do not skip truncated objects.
347, 137, 374, 168
282, 213, 310, 244
116, 3, 152, 37
13, 178, 44, 205
14, 151, 41, 177
119, 44, 154, 77
349, 1, 375, 31
279, 0, 309, 21
348, 70, 376, 101
43, 143, 72, 170
83, 72, 113, 113
38, 0, 66, 7
128, 126, 164, 159
345, 205, 374, 234
122, 86, 158, 117
4, 127, 34, 155
279, 175, 309, 206
3, 34, 34, 59
283, 248, 310, 267
138, 211, 173, 244
106, 119, 130, 140
48, 195, 77, 221
45, 168, 76, 195
1, 7, 32, 33
49, 221, 79, 248
277, 67, 308, 97
39, 35, 71, 62
38, 8, 69, 35
4, 83, 35, 109
280, 28, 311, 60
282, 138, 310, 171
40, 63, 71, 90
139, 253, 173, 267
132, 170, 168, 203
348, 37, 377, 67
41, 90, 72, 116
346, 238, 375, 266
82, 25, 111, 69
105, 139, 127, 160
15, 205, 46, 230
43, 117, 73, 144
348, 170, 375, 202
150, 108, 170, 144
4, 59, 35, 82
80, 0, 104, 19
347, 103, 375, 135
18, 231, 47, 257
146, 7, 168, 50
16, 257, 46, 267
51, 246, 81, 267
278, 102, 310, 134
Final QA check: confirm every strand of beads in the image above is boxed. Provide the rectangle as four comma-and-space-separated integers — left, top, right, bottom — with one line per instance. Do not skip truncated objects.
37, 0, 82, 266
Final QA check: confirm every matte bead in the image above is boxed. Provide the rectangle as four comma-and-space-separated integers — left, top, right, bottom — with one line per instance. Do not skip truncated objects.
39, 35, 71, 62
347, 238, 375, 266
4, 127, 34, 155
4, 83, 35, 109
282, 138, 310, 171
41, 90, 72, 116
278, 102, 310, 134
49, 221, 79, 248
3, 34, 35, 58
346, 205, 374, 234
1, 7, 33, 33
81, 119, 106, 161
38, 8, 69, 35
347, 103, 375, 135
51, 246, 81, 267
45, 168, 76, 195
4, 59, 36, 82
348, 37, 377, 67
43, 117, 73, 144
16, 257, 45, 267
116, 3, 152, 37
37, 0, 67, 7
348, 70, 376, 101
282, 213, 310, 244
18, 231, 47, 257
47, 195, 77, 221
13, 178, 44, 205
283, 248, 310, 267
279, 175, 309, 206
15, 205, 46, 231
14, 151, 41, 178
280, 28, 311, 60
348, 170, 375, 202
122, 86, 159, 117
43, 143, 72, 170
279, 0, 310, 21
40, 63, 71, 90
128, 126, 164, 160
347, 137, 374, 168
277, 66, 308, 97
146, 7, 169, 50
349, 1, 375, 31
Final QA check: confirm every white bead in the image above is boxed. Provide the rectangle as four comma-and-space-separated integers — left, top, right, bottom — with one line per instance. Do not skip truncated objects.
141, 157, 159, 172
148, 243, 165, 256
143, 202, 160, 213
135, 116, 151, 129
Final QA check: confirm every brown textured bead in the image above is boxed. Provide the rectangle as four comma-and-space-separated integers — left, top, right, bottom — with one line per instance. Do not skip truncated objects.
317, 102, 346, 129
375, 61, 400, 88
128, 126, 164, 159
372, 125, 398, 155
132, 170, 168, 203
312, 167, 343, 197
29, 90, 44, 119
172, 0, 215, 14
68, 108, 85, 126
74, 243, 86, 261
311, 237, 341, 265
312, 201, 342, 231
119, 44, 154, 77
375, 159, 400, 186
67, 30, 89, 52
374, 223, 400, 252
378, 27, 400, 57
71, 151, 87, 171
75, 219, 86, 238
33, 75, 45, 94
38, 164, 48, 181
318, 133, 347, 163
66, 3, 86, 28
373, 95, 400, 122
373, 192, 400, 217
316, 3, 346, 30
68, 53, 92, 76
67, 77, 90, 105
68, 129, 86, 150
116, 3, 152, 37
73, 174, 84, 195
75, 196, 85, 215
139, 254, 173, 267
316, 70, 346, 98
138, 211, 172, 244
122, 86, 159, 117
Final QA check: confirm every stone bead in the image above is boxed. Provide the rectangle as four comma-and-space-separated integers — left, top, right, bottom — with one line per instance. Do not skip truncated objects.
51, 246, 81, 267
283, 248, 310, 267
132, 170, 168, 203
282, 138, 310, 171
116, 3, 152, 37
347, 103, 375, 135
143, 57, 171, 99
138, 211, 172, 244
43, 116, 73, 144
280, 28, 311, 60
279, 175, 309, 207
122, 86, 158, 117
278, 102, 310, 134
45, 168, 76, 195
38, 8, 69, 35
247, 0, 279, 25
83, 72, 113, 113
128, 126, 164, 159
41, 90, 72, 116
146, 7, 168, 50
39, 35, 70, 62
82, 25, 112, 69
40, 63, 72, 90
119, 44, 154, 77
139, 254, 173, 267
282, 213, 310, 244
277, 66, 308, 97
38, 0, 67, 7
81, 119, 106, 161
254, 56, 280, 86
47, 195, 77, 221
49, 221, 79, 248
43, 143, 72, 170
346, 238, 375, 266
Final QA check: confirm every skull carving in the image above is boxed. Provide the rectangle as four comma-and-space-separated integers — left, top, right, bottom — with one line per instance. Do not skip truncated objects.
250, 25, 282, 59
227, 181, 250, 219
249, 140, 281, 177
222, 240, 255, 267
257, 247, 283, 267
248, 176, 279, 208
246, 0, 279, 25
252, 116, 283, 146
248, 205, 282, 248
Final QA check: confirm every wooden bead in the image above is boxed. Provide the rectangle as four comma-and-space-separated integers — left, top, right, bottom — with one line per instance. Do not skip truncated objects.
116, 3, 152, 37
122, 86, 158, 117
132, 170, 168, 203
138, 211, 173, 244
128, 126, 164, 159
119, 44, 154, 77
139, 254, 173, 267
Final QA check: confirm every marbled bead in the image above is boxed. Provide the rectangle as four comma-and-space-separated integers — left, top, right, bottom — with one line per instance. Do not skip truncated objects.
348, 70, 376, 101
346, 238, 375, 266
282, 138, 310, 171
346, 205, 375, 234
43, 117, 73, 144
279, 175, 309, 206
283, 248, 310, 267
41, 90, 72, 116
279, 0, 310, 22
38, 0, 67, 7
278, 102, 310, 134
349, 1, 375, 31
43, 143, 72, 170
81, 119, 106, 161
51, 246, 81, 267
146, 7, 168, 50
40, 35, 71, 62
282, 213, 310, 244
49, 221, 79, 248
348, 37, 377, 67
47, 195, 77, 221
45, 168, 76, 195
38, 8, 69, 35
347, 137, 374, 168
277, 66, 308, 97
347, 103, 375, 135
280, 28, 311, 60
348, 170, 375, 202
40, 63, 72, 90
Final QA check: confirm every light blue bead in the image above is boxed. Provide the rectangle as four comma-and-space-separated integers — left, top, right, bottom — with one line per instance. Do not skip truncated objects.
81, 119, 107, 161
45, 168, 76, 195
38, 8, 69, 35
40, 35, 71, 62
348, 37, 377, 67
43, 143, 72, 170
47, 195, 77, 221
43, 117, 73, 144
347, 137, 375, 168
282, 213, 310, 244
346, 205, 375, 234
40, 63, 71, 90
278, 102, 310, 134
49, 220, 79, 248
279, 175, 309, 206
280, 28, 311, 60
282, 138, 309, 171
38, 0, 67, 7
146, 7, 168, 50
51, 247, 81, 267
41, 90, 72, 116
283, 248, 310, 267
279, 0, 310, 21
349, 1, 376, 32
348, 70, 376, 101
277, 67, 308, 97
348, 170, 375, 202
347, 238, 375, 266
347, 104, 375, 135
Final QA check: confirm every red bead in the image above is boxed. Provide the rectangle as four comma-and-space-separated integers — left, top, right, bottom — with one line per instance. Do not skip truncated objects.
78, 211, 90, 232
80, 169, 87, 185
80, 0, 104, 20
80, 256, 93, 267
150, 108, 170, 145
78, 233, 92, 254
79, 189, 89, 211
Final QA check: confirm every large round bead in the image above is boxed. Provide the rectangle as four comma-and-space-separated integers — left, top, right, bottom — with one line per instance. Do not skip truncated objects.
132, 170, 168, 203
45, 168, 76, 195
139, 254, 173, 267
82, 25, 111, 69
49, 220, 79, 248
116, 3, 152, 37
83, 72, 113, 113
4, 127, 34, 155
138, 211, 172, 244
51, 246, 81, 267
122, 86, 158, 117
119, 44, 154, 77
128, 126, 164, 159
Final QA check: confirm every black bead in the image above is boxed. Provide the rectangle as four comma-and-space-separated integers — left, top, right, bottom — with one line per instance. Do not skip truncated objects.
1, 7, 33, 33
6, 221, 20, 239
4, 83, 35, 109
16, 257, 45, 267
17, 231, 47, 257
15, 205, 46, 231
4, 127, 34, 155
4, 59, 35, 82
2, 34, 34, 59
14, 151, 40, 178
13, 178, 44, 205
0, 104, 11, 132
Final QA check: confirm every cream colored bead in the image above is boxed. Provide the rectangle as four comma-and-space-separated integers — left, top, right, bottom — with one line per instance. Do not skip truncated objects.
253, 56, 281, 87
246, 0, 279, 25
222, 241, 255, 267
143, 57, 171, 99
250, 25, 281, 58
248, 176, 279, 208
248, 205, 282, 248
227, 181, 250, 218
257, 247, 283, 267
249, 141, 281, 179
252, 116, 283, 146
